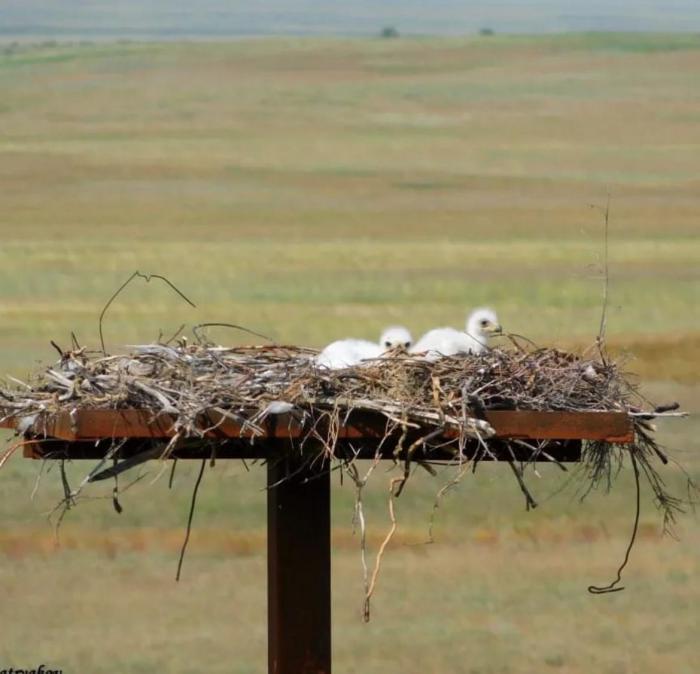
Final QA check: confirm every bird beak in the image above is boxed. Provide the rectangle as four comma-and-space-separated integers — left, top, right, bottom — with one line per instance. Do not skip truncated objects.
486, 323, 502, 335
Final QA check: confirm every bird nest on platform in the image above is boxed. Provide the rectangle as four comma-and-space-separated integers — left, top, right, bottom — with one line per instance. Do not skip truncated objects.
0, 339, 693, 614
0, 341, 688, 520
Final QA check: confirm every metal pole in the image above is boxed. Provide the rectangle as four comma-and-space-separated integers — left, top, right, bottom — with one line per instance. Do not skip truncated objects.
268, 454, 331, 674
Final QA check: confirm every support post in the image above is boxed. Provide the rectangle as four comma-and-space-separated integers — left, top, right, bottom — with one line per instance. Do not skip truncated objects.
267, 454, 331, 674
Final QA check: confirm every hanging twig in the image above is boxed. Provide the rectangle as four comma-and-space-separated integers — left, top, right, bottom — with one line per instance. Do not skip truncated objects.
588, 450, 640, 594
363, 476, 403, 622
169, 458, 178, 489
176, 458, 206, 582
507, 458, 538, 511
30, 458, 48, 501
345, 451, 383, 620
112, 457, 123, 514
0, 439, 25, 469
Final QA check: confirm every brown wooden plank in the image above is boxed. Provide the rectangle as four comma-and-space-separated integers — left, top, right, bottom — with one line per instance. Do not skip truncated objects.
483, 410, 633, 442
36, 409, 178, 441
2, 407, 634, 443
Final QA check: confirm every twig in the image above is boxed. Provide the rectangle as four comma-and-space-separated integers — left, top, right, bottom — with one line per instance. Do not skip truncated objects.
99, 270, 196, 354
192, 322, 273, 345
596, 191, 611, 360
588, 450, 640, 594
30, 458, 48, 501
176, 458, 206, 582
0, 439, 25, 469
169, 458, 178, 489
507, 459, 538, 510
363, 476, 403, 622
50, 340, 65, 359
112, 458, 123, 514
162, 323, 187, 346
346, 460, 373, 612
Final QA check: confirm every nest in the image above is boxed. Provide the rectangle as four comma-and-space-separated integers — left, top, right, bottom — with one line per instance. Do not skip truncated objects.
0, 340, 687, 513
0, 338, 693, 612
0, 342, 653, 422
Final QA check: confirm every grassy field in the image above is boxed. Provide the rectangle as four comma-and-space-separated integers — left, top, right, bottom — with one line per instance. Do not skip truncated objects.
0, 34, 698, 673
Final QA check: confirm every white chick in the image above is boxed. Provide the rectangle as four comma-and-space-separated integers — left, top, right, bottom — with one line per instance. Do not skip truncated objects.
410, 308, 501, 361
316, 325, 413, 369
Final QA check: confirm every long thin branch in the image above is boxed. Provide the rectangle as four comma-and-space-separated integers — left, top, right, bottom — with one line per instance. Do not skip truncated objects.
363, 476, 403, 622
99, 270, 196, 354
597, 190, 611, 353
176, 458, 206, 582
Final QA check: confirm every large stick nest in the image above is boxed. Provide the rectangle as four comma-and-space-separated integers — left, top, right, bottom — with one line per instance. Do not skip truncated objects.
0, 338, 694, 613
0, 340, 690, 526
0, 342, 643, 424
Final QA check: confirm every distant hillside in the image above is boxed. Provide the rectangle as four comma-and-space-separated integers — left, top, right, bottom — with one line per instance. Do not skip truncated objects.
2, 0, 700, 40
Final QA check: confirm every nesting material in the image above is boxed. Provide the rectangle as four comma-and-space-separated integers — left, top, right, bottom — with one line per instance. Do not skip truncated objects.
0, 344, 641, 434
0, 343, 646, 422
0, 342, 673, 447
0, 337, 693, 615
0, 341, 688, 524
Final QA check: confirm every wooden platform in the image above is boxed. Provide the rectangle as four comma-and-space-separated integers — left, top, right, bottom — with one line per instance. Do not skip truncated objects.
1, 407, 634, 674
1, 408, 633, 460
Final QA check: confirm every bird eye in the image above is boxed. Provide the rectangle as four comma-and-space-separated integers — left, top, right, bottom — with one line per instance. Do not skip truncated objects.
480, 320, 489, 327
384, 341, 392, 348
404, 342, 411, 348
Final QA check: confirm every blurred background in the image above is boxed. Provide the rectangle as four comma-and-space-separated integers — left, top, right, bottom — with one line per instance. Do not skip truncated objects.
0, 2, 698, 673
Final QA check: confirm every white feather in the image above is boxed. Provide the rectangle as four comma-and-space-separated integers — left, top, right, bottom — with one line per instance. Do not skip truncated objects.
411, 308, 500, 361
316, 325, 413, 370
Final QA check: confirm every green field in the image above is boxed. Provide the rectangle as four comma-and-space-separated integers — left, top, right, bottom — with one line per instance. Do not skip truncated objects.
0, 34, 698, 673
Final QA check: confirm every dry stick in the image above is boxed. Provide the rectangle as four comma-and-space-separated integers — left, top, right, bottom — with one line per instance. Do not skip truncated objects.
0, 438, 25, 469
629, 411, 686, 419
112, 458, 123, 514
502, 331, 538, 351
346, 456, 381, 615
596, 191, 611, 363
588, 450, 641, 594
394, 428, 446, 498
89, 445, 163, 482
416, 460, 437, 477
30, 458, 48, 501
176, 458, 206, 582
168, 458, 178, 489
192, 322, 273, 345
392, 413, 410, 461
50, 459, 75, 546
98, 270, 197, 355
355, 487, 369, 597
363, 476, 403, 622
148, 460, 172, 486
59, 459, 73, 506
162, 323, 187, 346
507, 458, 538, 510
49, 470, 149, 544
512, 438, 568, 472
49, 340, 65, 359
